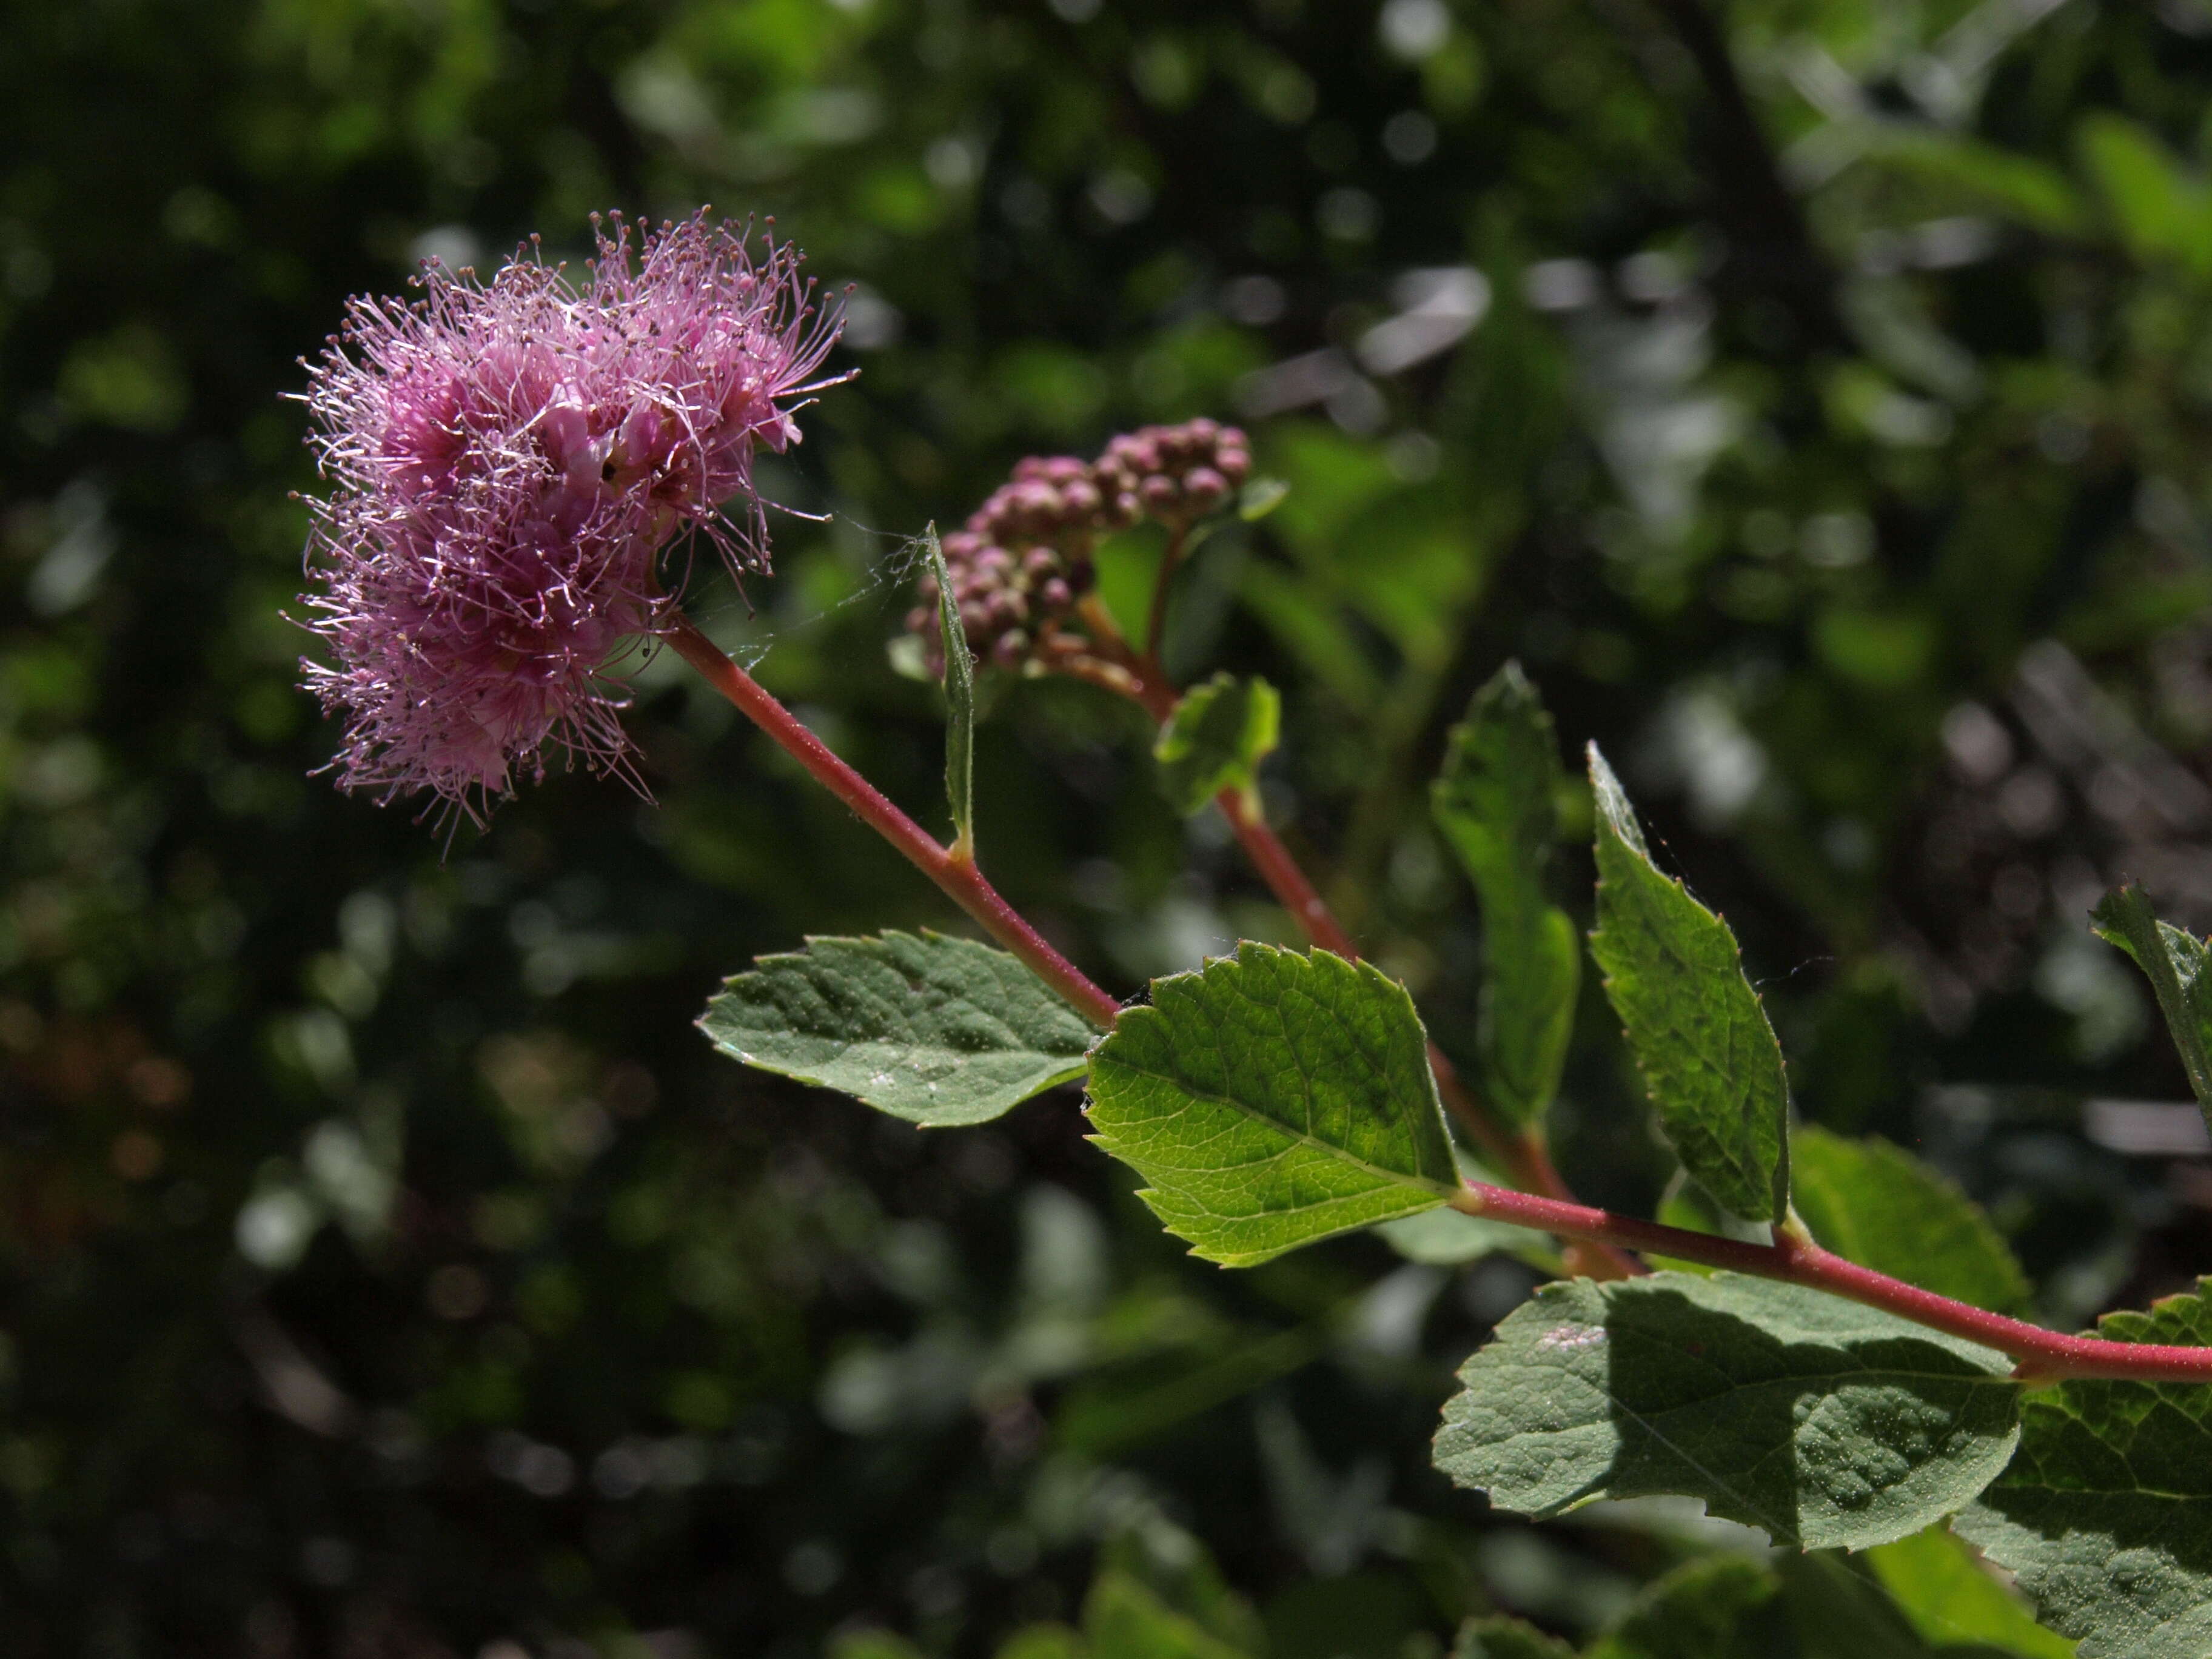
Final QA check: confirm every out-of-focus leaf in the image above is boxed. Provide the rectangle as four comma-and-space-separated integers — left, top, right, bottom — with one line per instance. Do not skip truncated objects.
1866, 130, 2092, 238
1432, 1271, 2020, 1550
994, 1625, 1087, 1659
1085, 944, 1457, 1265
1586, 1555, 1783, 1659
2076, 114, 2212, 276
1775, 1551, 1936, 1659
1153, 672, 1281, 814
1084, 1572, 1253, 1659
1372, 1205, 1532, 1265
699, 931, 1093, 1125
1432, 662, 1578, 1126
1587, 745, 1790, 1222
1956, 1279, 2212, 1659
2093, 885, 2212, 1133
1454, 1614, 1575, 1659
1790, 1127, 2032, 1315
1865, 1529, 2077, 1658
1239, 477, 1290, 520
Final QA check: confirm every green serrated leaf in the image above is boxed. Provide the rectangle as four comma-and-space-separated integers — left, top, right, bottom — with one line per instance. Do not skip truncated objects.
925, 523, 976, 856
1153, 674, 1281, 816
1587, 745, 1789, 1222
2092, 885, 2212, 1133
1085, 943, 1457, 1266
1453, 1615, 1575, 1659
1587, 1555, 1783, 1659
699, 931, 1093, 1126
1432, 1270, 2020, 1551
1791, 1127, 2033, 1316
1956, 1278, 2212, 1659
1432, 663, 1579, 1127
1866, 1529, 2077, 1658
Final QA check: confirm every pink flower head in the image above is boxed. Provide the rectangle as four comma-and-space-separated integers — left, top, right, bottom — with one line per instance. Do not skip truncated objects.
298, 211, 845, 822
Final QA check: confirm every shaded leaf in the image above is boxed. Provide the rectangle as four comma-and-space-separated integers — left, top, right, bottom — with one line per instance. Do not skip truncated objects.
699, 930, 1093, 1126
1432, 663, 1580, 1126
1791, 1127, 2032, 1315
1373, 1205, 1533, 1267
1085, 944, 1456, 1266
1432, 1270, 2020, 1550
2076, 114, 2212, 276
2092, 885, 2212, 1133
1084, 1573, 1253, 1659
1153, 673, 1281, 815
1587, 1555, 1783, 1659
1776, 1551, 1936, 1659
1866, 1529, 2077, 1658
1454, 1615, 1575, 1659
1587, 746, 1790, 1222
1866, 130, 2092, 238
1956, 1279, 2212, 1659
925, 523, 976, 854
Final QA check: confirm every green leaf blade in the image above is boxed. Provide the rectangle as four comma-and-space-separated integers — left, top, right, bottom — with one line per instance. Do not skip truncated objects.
1432, 1270, 2021, 1551
1085, 944, 1457, 1266
925, 523, 976, 855
699, 930, 1094, 1126
1431, 663, 1579, 1127
1865, 1529, 2077, 1658
2092, 885, 2212, 1132
1956, 1278, 2212, 1659
1152, 673, 1281, 816
1587, 745, 1789, 1222
1791, 1127, 2033, 1315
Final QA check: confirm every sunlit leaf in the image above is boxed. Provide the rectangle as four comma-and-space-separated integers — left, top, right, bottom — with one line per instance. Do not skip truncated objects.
699, 931, 1093, 1125
1587, 746, 1789, 1222
2093, 885, 2212, 1134
1085, 944, 1457, 1266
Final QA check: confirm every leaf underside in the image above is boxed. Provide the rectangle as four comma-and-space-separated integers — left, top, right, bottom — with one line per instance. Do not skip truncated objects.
1431, 663, 1579, 1128
1956, 1277, 2212, 1659
1587, 745, 1790, 1222
1085, 943, 1457, 1266
1432, 1270, 2020, 1551
698, 930, 1094, 1126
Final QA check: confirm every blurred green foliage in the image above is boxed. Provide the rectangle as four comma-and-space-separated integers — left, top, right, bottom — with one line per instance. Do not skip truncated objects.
10, 0, 2212, 1653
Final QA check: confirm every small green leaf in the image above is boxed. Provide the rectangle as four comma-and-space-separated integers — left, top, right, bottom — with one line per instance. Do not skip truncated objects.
1956, 1278, 2212, 1659
925, 523, 976, 856
2077, 114, 2212, 277
1865, 1529, 2077, 1658
1453, 1615, 1575, 1659
1432, 663, 1580, 1127
1239, 477, 1290, 521
1153, 674, 1281, 816
1587, 1556, 1783, 1659
1791, 1127, 2033, 1315
1085, 943, 1458, 1266
1432, 1270, 2020, 1551
699, 931, 1093, 1126
1587, 745, 1791, 1222
2092, 885, 2212, 1133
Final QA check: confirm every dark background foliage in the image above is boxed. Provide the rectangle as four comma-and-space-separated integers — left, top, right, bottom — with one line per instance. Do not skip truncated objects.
8, 0, 2212, 1653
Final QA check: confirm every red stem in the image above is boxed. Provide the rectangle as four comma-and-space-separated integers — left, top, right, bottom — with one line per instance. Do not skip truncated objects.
665, 616, 1124, 1030
1450, 1182, 2212, 1384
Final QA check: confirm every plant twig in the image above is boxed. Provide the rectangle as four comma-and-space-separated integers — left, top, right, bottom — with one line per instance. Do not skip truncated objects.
664, 615, 1124, 1030
1145, 524, 1189, 662
1074, 600, 1637, 1276
1449, 1181, 2212, 1383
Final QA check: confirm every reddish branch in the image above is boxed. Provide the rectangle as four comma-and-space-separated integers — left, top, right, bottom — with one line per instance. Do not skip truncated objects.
1450, 1181, 2212, 1385
665, 616, 1124, 1030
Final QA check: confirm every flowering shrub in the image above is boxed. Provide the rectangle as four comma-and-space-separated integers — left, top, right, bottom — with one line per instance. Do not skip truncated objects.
301, 218, 2212, 1659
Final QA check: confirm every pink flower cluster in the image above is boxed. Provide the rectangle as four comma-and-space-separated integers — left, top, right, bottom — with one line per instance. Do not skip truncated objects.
911, 418, 1250, 671
299, 212, 843, 819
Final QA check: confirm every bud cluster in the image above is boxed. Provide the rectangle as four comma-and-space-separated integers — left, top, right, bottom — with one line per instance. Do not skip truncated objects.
908, 418, 1250, 672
